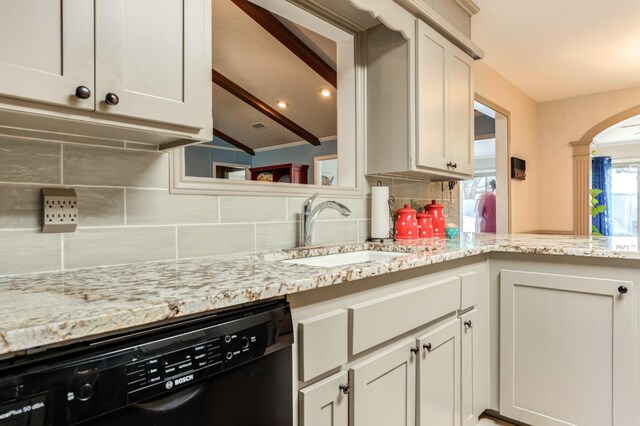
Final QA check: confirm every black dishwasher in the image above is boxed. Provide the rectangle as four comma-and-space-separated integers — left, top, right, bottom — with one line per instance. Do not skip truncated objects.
0, 300, 293, 426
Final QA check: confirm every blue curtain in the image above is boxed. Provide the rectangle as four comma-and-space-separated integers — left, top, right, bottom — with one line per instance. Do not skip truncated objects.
592, 156, 612, 236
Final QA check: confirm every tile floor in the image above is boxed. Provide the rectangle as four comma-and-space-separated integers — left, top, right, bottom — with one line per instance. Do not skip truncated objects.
478, 414, 518, 425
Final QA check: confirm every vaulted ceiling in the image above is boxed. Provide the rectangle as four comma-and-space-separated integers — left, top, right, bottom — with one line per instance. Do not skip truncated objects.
212, 0, 337, 150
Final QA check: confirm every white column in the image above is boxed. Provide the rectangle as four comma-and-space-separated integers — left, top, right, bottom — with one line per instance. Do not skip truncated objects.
571, 140, 592, 236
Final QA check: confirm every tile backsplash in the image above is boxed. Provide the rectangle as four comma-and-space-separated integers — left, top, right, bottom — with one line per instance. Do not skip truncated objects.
0, 136, 461, 276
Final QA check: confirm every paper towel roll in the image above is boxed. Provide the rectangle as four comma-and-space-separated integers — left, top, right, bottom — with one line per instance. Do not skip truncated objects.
371, 186, 390, 239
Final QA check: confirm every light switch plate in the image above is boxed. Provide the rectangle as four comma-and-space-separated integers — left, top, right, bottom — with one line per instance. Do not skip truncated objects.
42, 188, 78, 233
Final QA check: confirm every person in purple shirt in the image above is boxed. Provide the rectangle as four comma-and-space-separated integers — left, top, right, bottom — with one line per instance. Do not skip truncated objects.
476, 179, 497, 233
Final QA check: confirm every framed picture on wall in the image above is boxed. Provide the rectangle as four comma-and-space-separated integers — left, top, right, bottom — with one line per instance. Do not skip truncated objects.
314, 155, 338, 186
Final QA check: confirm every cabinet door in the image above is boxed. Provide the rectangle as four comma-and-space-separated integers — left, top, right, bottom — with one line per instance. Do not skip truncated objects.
416, 20, 448, 172
500, 270, 633, 426
447, 47, 474, 176
0, 0, 94, 110
299, 371, 349, 426
417, 319, 461, 426
95, 0, 211, 128
460, 310, 479, 426
350, 339, 416, 426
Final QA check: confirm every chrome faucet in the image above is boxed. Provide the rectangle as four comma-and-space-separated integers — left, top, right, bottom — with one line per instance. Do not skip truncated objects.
300, 193, 352, 247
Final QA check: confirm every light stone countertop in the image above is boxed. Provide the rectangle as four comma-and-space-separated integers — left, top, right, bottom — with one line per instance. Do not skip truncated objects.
0, 234, 638, 357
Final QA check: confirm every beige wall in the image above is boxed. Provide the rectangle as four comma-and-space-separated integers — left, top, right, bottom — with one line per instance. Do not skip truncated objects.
538, 85, 640, 232
474, 62, 540, 233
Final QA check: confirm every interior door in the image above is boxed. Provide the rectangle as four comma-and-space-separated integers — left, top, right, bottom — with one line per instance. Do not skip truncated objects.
0, 0, 94, 110
500, 270, 633, 426
416, 319, 461, 426
95, 0, 210, 128
350, 339, 416, 426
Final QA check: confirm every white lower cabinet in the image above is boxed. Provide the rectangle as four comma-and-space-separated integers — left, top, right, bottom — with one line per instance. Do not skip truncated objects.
500, 270, 634, 426
416, 319, 461, 426
299, 371, 349, 426
350, 339, 417, 426
460, 310, 479, 426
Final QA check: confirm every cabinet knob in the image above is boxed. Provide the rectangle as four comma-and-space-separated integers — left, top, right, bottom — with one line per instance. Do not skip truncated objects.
410, 345, 420, 355
423, 343, 432, 352
339, 383, 350, 395
105, 92, 120, 106
74, 86, 91, 100
464, 320, 472, 328
618, 285, 628, 294
447, 162, 453, 169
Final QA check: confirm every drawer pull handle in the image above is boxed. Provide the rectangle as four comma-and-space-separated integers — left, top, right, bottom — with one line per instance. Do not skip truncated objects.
339, 383, 350, 395
464, 320, 472, 328
105, 92, 120, 106
75, 86, 91, 99
423, 343, 432, 352
618, 285, 628, 294
410, 346, 420, 355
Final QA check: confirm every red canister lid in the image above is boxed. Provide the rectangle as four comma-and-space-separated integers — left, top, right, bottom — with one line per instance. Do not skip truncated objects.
425, 199, 444, 210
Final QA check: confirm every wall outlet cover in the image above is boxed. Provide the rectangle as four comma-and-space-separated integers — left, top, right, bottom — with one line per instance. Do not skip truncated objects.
42, 188, 78, 233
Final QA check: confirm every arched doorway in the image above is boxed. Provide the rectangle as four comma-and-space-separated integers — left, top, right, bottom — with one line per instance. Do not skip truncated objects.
572, 104, 640, 235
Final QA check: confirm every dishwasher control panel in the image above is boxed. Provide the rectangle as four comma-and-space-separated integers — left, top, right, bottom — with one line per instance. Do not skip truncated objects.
124, 323, 268, 403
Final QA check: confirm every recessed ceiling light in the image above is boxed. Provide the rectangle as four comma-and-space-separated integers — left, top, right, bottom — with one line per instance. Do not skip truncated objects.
319, 88, 332, 98
276, 100, 289, 109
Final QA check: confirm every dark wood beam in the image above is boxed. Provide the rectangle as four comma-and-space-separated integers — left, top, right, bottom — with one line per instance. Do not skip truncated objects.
213, 129, 256, 156
230, 0, 337, 88
213, 69, 321, 146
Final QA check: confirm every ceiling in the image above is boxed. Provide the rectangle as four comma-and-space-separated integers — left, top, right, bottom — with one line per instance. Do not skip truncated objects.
211, 0, 337, 150
472, 0, 640, 102
593, 113, 640, 145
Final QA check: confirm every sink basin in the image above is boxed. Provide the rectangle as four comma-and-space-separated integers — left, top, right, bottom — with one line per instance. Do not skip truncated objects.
280, 250, 405, 268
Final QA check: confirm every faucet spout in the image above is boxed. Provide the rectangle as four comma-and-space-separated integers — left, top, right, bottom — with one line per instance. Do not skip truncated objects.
300, 196, 352, 247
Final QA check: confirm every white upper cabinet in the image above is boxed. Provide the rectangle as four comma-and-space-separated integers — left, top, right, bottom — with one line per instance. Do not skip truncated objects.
0, 0, 94, 110
95, 0, 210, 129
416, 20, 474, 177
0, 0, 212, 146
365, 9, 475, 181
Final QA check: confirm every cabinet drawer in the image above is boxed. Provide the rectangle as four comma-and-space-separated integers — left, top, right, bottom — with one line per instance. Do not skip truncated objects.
299, 310, 348, 382
460, 271, 479, 310
350, 276, 461, 355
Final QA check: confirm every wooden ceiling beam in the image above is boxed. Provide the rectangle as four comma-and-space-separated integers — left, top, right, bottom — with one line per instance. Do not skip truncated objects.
213, 69, 321, 146
213, 129, 256, 156
230, 0, 337, 88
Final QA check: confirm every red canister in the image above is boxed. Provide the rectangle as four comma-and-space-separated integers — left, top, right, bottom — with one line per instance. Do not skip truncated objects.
417, 209, 434, 238
394, 204, 419, 239
425, 200, 446, 237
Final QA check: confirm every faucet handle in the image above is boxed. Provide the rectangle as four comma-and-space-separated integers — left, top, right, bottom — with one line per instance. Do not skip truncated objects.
303, 192, 319, 208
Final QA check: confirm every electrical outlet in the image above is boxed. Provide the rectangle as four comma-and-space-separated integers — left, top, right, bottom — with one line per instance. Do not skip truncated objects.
42, 188, 78, 233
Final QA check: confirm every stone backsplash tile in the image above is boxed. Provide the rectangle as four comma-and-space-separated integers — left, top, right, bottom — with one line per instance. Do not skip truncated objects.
220, 196, 286, 223
177, 224, 255, 259
127, 189, 219, 226
76, 187, 125, 227
63, 144, 169, 189
0, 138, 61, 184
0, 185, 41, 229
0, 230, 61, 275
64, 227, 176, 269
256, 222, 298, 252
